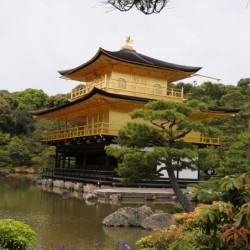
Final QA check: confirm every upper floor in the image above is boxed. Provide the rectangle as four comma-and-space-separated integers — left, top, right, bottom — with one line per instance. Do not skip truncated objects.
58, 43, 201, 102
32, 42, 238, 147
69, 73, 184, 102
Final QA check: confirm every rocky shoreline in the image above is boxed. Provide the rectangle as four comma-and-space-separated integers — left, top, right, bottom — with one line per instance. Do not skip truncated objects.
37, 178, 194, 201
34, 178, 195, 231
102, 205, 174, 231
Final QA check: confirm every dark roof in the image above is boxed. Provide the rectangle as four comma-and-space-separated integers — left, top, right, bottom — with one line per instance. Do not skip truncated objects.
208, 107, 241, 113
58, 48, 202, 76
31, 87, 151, 116
31, 87, 241, 117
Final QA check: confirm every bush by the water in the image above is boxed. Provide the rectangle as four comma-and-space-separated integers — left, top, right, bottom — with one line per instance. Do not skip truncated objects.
0, 219, 36, 250
138, 173, 250, 250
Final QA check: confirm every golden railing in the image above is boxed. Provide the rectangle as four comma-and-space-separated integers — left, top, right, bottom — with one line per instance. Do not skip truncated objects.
43, 123, 123, 141
70, 78, 183, 101
184, 134, 220, 145
43, 124, 219, 145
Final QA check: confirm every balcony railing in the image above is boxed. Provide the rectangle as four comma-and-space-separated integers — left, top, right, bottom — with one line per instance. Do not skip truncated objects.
43, 124, 219, 145
70, 78, 183, 101
43, 123, 122, 141
184, 134, 220, 145
43, 168, 115, 183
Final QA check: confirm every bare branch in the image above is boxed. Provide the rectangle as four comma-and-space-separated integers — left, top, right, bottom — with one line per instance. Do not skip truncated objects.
173, 129, 192, 140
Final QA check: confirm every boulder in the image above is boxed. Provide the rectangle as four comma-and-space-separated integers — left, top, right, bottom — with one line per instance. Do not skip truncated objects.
32, 179, 42, 185
65, 181, 74, 190
61, 189, 71, 198
141, 213, 174, 231
53, 180, 65, 188
102, 205, 153, 227
59, 182, 65, 189
47, 179, 53, 187
42, 179, 48, 186
83, 184, 97, 193
74, 182, 83, 192
85, 193, 98, 201
144, 194, 156, 201
109, 194, 122, 201
184, 191, 196, 201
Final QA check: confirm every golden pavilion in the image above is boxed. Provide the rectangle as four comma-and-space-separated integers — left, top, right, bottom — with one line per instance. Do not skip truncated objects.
32, 39, 237, 186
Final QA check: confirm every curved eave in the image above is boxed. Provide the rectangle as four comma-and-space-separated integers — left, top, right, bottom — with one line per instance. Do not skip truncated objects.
58, 48, 202, 79
31, 87, 151, 117
102, 48, 202, 73
189, 107, 241, 120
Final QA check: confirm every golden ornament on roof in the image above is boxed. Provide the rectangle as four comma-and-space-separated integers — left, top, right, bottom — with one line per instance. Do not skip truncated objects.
121, 36, 134, 50
125, 36, 134, 45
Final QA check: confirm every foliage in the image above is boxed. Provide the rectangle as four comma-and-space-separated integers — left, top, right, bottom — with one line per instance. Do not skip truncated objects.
106, 100, 221, 212
0, 88, 70, 168
107, 0, 169, 15
15, 88, 48, 111
13, 109, 35, 136
0, 219, 36, 250
31, 146, 55, 169
0, 96, 15, 134
191, 177, 222, 203
138, 173, 250, 250
184, 82, 227, 107
45, 93, 69, 109
8, 136, 32, 166
0, 78, 249, 172
219, 87, 246, 108
219, 128, 250, 175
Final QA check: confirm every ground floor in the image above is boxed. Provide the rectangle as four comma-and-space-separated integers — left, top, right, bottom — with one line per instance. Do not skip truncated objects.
43, 136, 199, 188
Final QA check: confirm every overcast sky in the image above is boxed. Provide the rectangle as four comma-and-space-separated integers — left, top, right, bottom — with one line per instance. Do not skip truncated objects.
0, 0, 249, 95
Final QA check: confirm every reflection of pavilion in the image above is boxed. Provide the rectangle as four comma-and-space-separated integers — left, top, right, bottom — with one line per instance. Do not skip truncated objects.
32, 40, 237, 187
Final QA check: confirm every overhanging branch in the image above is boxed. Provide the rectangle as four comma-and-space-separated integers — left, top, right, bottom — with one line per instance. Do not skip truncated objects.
107, 0, 169, 14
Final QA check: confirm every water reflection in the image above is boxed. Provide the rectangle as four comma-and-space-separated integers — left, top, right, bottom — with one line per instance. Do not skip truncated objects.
0, 175, 175, 249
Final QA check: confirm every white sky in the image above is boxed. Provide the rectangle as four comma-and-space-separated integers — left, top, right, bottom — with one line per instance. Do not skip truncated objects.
0, 0, 249, 95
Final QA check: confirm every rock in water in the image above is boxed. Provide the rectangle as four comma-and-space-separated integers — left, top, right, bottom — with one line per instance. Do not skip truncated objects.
102, 205, 153, 227
141, 213, 174, 231
85, 193, 98, 201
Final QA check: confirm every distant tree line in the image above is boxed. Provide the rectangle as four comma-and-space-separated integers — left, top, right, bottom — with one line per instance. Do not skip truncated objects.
0, 78, 249, 175
0, 88, 69, 170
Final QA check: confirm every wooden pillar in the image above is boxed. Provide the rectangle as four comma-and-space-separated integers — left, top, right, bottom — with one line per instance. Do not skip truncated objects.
55, 147, 59, 168
62, 147, 66, 169
104, 73, 107, 87
83, 152, 86, 170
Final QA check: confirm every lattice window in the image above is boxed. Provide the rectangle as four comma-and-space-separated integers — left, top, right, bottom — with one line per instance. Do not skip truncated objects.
153, 84, 162, 94
118, 78, 126, 89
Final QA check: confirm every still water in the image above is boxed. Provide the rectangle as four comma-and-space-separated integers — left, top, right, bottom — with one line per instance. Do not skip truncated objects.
0, 175, 172, 249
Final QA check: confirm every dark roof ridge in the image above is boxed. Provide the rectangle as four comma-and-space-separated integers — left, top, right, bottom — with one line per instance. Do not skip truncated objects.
58, 47, 202, 77
31, 88, 151, 116
125, 49, 154, 65
102, 48, 202, 73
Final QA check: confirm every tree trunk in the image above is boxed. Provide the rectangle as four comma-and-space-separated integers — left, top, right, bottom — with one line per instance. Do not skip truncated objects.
165, 163, 194, 212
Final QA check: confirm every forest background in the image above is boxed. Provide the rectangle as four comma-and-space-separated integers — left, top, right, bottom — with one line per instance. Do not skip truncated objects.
0, 78, 249, 178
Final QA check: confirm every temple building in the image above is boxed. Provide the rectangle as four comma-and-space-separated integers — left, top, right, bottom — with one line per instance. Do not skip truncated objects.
32, 39, 237, 187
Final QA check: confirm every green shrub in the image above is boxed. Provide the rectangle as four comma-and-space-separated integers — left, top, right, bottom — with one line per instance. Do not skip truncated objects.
0, 219, 36, 250
138, 173, 250, 250
191, 177, 222, 203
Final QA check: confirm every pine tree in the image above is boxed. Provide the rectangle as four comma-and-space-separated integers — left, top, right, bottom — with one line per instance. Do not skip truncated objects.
106, 100, 220, 212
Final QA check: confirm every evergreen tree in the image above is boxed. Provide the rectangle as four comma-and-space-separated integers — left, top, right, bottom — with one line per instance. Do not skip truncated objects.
8, 136, 32, 166
0, 96, 15, 134
106, 100, 221, 212
219, 128, 250, 175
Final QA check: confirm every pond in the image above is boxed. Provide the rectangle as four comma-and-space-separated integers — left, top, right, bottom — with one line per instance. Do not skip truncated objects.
0, 174, 175, 249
